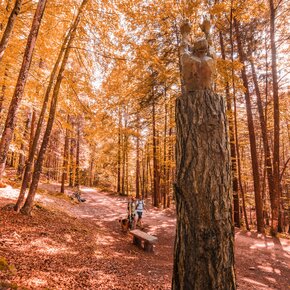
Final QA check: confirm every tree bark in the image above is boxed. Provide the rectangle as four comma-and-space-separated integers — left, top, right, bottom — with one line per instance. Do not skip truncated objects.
17, 113, 31, 176
117, 107, 121, 194
75, 121, 80, 188
152, 96, 160, 207
167, 99, 174, 208
60, 115, 70, 193
173, 89, 236, 289
163, 95, 168, 208
269, 0, 281, 234
0, 67, 8, 114
89, 154, 94, 187
136, 113, 140, 198
0, 0, 23, 63
20, 0, 88, 215
69, 135, 75, 187
0, 0, 47, 181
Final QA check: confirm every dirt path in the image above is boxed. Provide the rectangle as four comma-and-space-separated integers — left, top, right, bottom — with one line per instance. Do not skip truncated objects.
43, 185, 290, 290
1, 184, 290, 289
44, 186, 176, 288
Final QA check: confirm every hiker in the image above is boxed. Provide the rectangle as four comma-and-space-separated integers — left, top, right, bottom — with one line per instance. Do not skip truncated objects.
127, 196, 136, 229
135, 197, 146, 227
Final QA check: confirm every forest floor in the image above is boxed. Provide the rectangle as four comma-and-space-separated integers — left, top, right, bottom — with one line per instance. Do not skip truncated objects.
0, 180, 289, 289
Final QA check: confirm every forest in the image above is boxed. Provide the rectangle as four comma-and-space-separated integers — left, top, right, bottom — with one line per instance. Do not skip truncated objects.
0, 0, 289, 289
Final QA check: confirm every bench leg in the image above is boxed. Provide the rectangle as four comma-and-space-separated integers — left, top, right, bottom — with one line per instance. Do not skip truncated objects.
144, 241, 153, 252
133, 236, 141, 247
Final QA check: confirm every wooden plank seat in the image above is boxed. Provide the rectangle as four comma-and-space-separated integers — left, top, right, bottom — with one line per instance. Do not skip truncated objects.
130, 229, 158, 252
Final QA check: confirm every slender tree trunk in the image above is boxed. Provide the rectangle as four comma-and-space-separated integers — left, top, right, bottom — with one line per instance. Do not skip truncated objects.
89, 154, 94, 187
141, 149, 146, 197
269, 0, 281, 234
234, 90, 250, 230
20, 0, 88, 215
125, 137, 129, 195
69, 135, 75, 187
167, 99, 174, 207
249, 53, 276, 227
152, 97, 159, 207
121, 131, 125, 195
75, 121, 80, 188
234, 19, 264, 233
60, 115, 70, 193
147, 144, 152, 200
163, 96, 168, 208
0, 0, 23, 63
17, 113, 31, 176
117, 108, 121, 194
0, 0, 47, 181
29, 109, 36, 153
14, 26, 70, 211
219, 31, 240, 227
0, 67, 8, 113
136, 114, 140, 198
9, 151, 15, 167
229, 6, 249, 230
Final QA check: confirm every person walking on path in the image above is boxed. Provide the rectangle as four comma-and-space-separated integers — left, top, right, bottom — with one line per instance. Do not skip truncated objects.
135, 197, 146, 228
127, 196, 136, 229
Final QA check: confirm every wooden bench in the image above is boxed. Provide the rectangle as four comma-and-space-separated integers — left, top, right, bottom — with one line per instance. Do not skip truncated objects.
130, 229, 158, 252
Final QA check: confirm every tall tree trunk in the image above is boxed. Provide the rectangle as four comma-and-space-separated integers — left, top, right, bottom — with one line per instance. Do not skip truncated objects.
219, 31, 240, 227
89, 154, 94, 187
167, 99, 174, 208
60, 115, 70, 193
229, 6, 249, 230
75, 121, 80, 188
0, 67, 8, 114
69, 135, 75, 187
163, 95, 168, 208
152, 97, 159, 207
269, 0, 281, 234
0, 0, 23, 63
28, 109, 36, 153
249, 52, 276, 228
117, 108, 121, 194
0, 0, 47, 181
136, 113, 140, 198
234, 89, 250, 230
121, 130, 125, 195
125, 136, 129, 195
20, 0, 88, 215
141, 149, 146, 197
147, 144, 152, 200
17, 113, 31, 176
234, 19, 264, 233
14, 26, 70, 211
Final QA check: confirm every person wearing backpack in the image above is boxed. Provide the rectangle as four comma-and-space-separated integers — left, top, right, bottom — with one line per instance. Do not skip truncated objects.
135, 197, 146, 228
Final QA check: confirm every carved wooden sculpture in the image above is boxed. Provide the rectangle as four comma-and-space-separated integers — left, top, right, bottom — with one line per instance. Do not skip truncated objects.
172, 20, 236, 289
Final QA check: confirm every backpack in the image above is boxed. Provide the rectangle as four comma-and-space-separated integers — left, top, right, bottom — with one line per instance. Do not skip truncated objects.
136, 200, 144, 210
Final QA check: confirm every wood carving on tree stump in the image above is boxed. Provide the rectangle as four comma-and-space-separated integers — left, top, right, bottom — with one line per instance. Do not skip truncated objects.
172, 19, 236, 289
